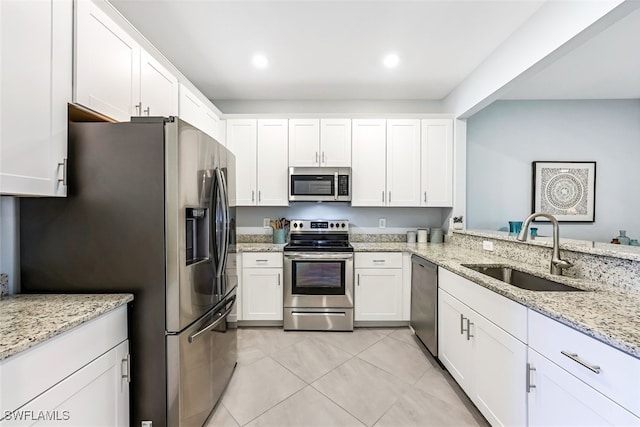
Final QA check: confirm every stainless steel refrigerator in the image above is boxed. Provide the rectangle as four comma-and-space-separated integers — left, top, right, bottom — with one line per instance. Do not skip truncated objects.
20, 117, 237, 427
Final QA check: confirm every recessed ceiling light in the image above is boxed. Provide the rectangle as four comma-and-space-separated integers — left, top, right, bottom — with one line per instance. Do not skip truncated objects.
252, 54, 269, 69
383, 53, 400, 69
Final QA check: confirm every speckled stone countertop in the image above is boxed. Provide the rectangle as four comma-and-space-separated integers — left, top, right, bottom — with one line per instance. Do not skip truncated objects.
236, 243, 286, 252
353, 242, 640, 359
0, 294, 133, 361
455, 229, 640, 262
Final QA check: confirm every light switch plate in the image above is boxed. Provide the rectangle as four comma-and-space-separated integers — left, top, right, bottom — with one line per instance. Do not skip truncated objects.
263, 218, 270, 228
482, 241, 494, 251
379, 218, 386, 228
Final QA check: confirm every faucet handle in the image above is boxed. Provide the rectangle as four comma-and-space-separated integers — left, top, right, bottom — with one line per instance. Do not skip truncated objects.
553, 258, 572, 269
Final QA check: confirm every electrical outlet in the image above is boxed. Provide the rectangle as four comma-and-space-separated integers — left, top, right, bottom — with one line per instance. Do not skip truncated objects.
379, 218, 386, 228
482, 241, 494, 251
263, 218, 270, 228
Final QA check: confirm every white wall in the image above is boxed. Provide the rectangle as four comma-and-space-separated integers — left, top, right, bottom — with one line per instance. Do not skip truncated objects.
466, 99, 640, 243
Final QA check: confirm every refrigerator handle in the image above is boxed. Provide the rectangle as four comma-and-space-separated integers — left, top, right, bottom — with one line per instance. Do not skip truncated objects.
214, 168, 229, 279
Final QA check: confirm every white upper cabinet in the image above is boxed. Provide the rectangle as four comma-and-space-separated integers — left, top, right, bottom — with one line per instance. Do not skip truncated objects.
386, 119, 421, 207
75, 0, 140, 121
179, 84, 223, 142
75, 1, 178, 122
1, 0, 72, 196
227, 119, 288, 206
140, 50, 178, 117
288, 119, 320, 166
289, 119, 351, 167
421, 119, 453, 207
351, 120, 387, 206
320, 119, 351, 166
227, 120, 258, 206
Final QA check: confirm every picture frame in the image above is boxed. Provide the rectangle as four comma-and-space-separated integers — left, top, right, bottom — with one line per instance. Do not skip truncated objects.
532, 161, 596, 222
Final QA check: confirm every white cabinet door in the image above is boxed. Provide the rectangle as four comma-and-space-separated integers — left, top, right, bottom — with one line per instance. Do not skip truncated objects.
472, 310, 527, 427
242, 267, 283, 321
351, 119, 386, 207
12, 340, 130, 426
421, 119, 453, 207
438, 289, 474, 394
75, 0, 140, 122
257, 119, 289, 206
1, 0, 71, 197
528, 348, 640, 427
354, 268, 403, 321
320, 119, 351, 167
289, 119, 319, 166
227, 120, 257, 206
140, 50, 178, 118
179, 83, 204, 130
386, 119, 421, 207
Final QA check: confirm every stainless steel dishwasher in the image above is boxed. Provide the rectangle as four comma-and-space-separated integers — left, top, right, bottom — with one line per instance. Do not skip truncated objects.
411, 255, 438, 357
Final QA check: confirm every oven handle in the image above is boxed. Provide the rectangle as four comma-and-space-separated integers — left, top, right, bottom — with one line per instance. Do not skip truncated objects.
284, 252, 353, 260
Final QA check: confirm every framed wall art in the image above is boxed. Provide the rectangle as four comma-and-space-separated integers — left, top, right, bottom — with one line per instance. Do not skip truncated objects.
532, 161, 596, 222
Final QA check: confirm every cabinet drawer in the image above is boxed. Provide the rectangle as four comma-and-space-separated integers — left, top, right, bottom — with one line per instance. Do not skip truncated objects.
354, 252, 402, 268
439, 268, 527, 342
529, 309, 640, 417
243, 252, 283, 268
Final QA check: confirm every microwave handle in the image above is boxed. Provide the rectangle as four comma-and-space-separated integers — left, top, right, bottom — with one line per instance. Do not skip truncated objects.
334, 172, 338, 200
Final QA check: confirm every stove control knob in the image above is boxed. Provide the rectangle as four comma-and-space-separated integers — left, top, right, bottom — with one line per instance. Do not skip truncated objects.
341, 223, 346, 228
299, 223, 304, 228
330, 223, 334, 228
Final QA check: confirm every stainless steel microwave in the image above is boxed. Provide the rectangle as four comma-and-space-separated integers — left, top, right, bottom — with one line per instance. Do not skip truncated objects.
289, 167, 351, 202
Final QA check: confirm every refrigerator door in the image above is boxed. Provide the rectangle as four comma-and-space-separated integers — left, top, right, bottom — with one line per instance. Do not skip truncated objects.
166, 293, 237, 427
167, 119, 223, 332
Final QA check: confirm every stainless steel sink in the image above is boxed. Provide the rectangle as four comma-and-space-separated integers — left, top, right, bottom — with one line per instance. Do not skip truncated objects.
462, 264, 584, 292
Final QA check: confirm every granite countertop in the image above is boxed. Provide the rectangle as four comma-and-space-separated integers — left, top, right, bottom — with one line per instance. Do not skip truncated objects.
353, 242, 640, 359
0, 294, 133, 361
236, 242, 286, 252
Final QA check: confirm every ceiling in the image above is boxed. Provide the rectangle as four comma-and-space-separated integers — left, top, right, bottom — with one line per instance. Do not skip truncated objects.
109, 0, 546, 101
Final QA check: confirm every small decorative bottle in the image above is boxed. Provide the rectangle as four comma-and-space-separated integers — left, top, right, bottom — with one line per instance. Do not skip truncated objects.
617, 230, 631, 245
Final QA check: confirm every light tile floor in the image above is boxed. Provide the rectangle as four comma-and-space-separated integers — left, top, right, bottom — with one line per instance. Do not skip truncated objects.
207, 327, 489, 427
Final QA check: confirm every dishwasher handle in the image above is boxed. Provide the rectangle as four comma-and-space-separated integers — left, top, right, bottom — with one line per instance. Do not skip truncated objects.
411, 255, 437, 273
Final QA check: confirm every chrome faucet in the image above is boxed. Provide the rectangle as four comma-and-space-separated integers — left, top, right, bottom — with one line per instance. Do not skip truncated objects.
516, 213, 572, 275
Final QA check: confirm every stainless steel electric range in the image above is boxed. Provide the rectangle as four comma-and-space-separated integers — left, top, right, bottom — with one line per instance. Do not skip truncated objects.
283, 220, 354, 331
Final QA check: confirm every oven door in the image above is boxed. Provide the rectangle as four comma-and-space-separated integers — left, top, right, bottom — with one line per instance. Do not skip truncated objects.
284, 252, 353, 308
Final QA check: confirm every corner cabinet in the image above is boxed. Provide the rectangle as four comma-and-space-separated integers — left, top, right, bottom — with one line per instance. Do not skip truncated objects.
75, 0, 178, 121
241, 253, 283, 321
288, 119, 351, 167
227, 119, 288, 206
0, 306, 130, 426
438, 268, 527, 427
421, 119, 453, 207
0, 0, 72, 196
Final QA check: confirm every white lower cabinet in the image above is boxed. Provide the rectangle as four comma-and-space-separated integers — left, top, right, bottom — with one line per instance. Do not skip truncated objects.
527, 348, 640, 426
0, 306, 129, 426
438, 269, 527, 426
354, 253, 404, 321
241, 253, 283, 321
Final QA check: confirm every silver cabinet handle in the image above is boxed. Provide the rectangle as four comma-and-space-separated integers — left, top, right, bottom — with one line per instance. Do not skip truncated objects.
277, 273, 280, 286
526, 363, 536, 392
466, 319, 474, 340
256, 259, 268, 263
144, 106, 150, 116
373, 260, 385, 263
561, 351, 601, 374
121, 354, 131, 383
388, 192, 391, 203
424, 192, 427, 203
357, 274, 360, 286
252, 190, 255, 202
460, 314, 466, 335
258, 190, 261, 202
57, 159, 67, 186
135, 102, 142, 115
322, 152, 325, 164
315, 152, 319, 164
382, 191, 385, 203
